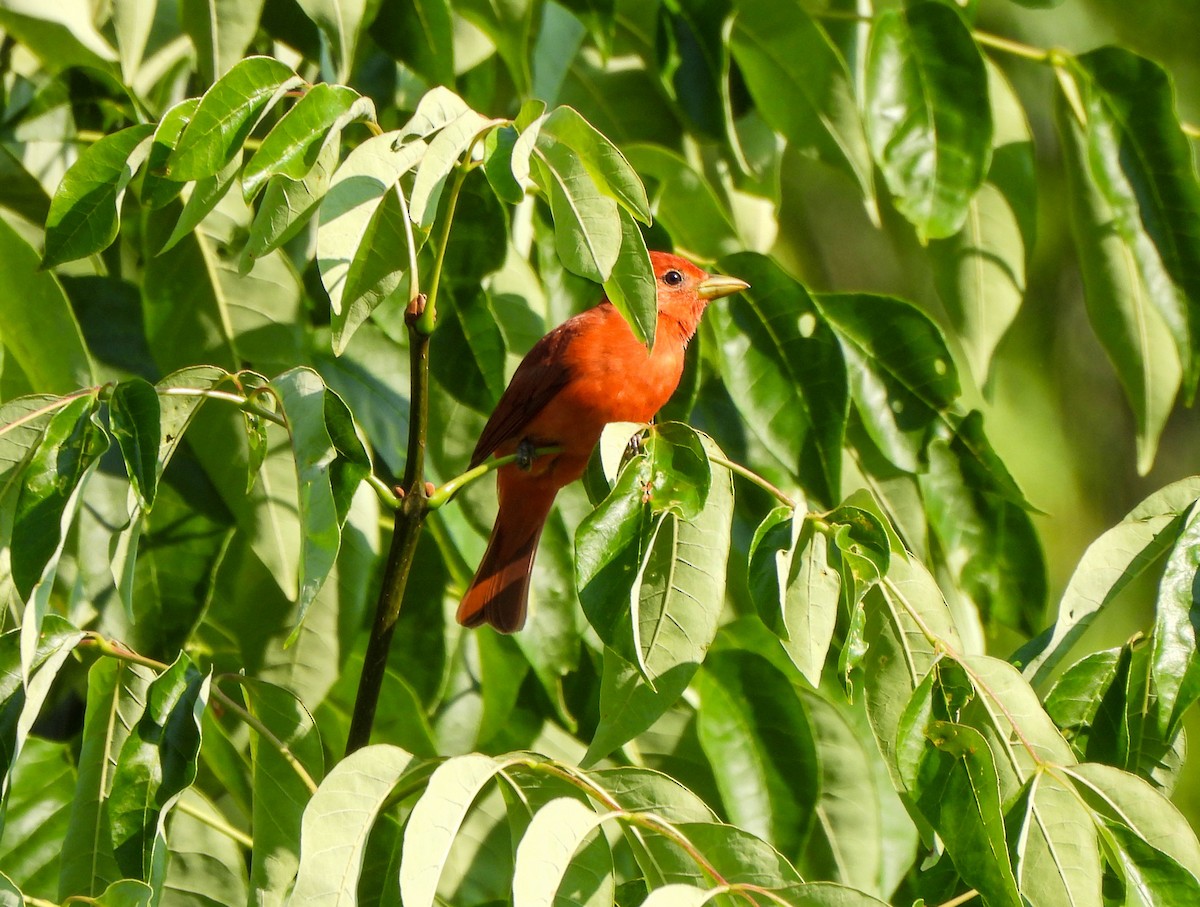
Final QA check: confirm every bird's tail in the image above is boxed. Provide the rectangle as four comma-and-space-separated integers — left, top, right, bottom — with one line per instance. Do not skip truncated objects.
456, 470, 558, 633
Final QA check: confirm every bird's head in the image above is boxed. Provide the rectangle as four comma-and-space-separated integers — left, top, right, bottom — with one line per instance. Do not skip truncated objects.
649, 251, 749, 339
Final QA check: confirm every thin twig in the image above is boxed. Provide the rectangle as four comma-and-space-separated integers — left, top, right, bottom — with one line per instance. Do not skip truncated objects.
708, 454, 796, 509
175, 796, 254, 849
425, 447, 564, 510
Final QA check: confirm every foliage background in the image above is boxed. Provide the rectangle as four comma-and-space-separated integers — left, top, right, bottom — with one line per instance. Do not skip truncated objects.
1, 0, 1200, 904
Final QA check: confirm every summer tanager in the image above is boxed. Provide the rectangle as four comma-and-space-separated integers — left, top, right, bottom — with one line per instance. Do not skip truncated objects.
456, 251, 749, 633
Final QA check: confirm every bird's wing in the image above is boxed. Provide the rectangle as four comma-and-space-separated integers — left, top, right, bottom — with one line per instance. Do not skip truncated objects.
468, 323, 577, 468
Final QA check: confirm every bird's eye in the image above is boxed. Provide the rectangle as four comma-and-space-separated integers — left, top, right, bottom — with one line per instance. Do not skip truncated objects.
662, 269, 684, 287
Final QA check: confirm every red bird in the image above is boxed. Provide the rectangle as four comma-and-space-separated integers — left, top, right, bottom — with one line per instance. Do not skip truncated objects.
456, 251, 749, 632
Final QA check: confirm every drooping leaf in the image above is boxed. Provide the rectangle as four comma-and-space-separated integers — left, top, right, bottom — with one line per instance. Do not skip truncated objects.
42, 124, 154, 268
107, 654, 210, 880
710, 252, 847, 504
531, 141, 622, 283
929, 61, 1036, 388
293, 0, 371, 82
108, 378, 161, 510
0, 737, 75, 900
1065, 47, 1200, 399
272, 368, 371, 633
59, 658, 156, 899
864, 2, 992, 240
1057, 62, 1184, 470
576, 426, 726, 683
244, 140, 340, 264
369, 0, 454, 87
730, 1, 875, 211
818, 291, 959, 474
695, 650, 819, 857
139, 98, 201, 210
234, 678, 325, 905
316, 132, 427, 352
11, 392, 107, 598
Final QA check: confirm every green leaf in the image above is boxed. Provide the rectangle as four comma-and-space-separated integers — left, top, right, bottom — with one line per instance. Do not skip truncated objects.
747, 507, 840, 687
576, 426, 726, 683
59, 658, 156, 899
0, 873, 21, 907
1101, 821, 1200, 905
180, 0, 267, 84
317, 132, 427, 352
430, 287, 507, 412
483, 124, 523, 204
234, 678, 324, 905
410, 110, 499, 229
242, 84, 374, 201
162, 789, 249, 905
709, 252, 847, 504
0, 145, 51, 225
107, 653, 209, 880
861, 552, 961, 776
1150, 505, 1200, 736
293, 0, 370, 82
818, 291, 959, 474
108, 378, 161, 510
695, 650, 818, 856
623, 144, 741, 261
864, 3, 992, 240
0, 738, 75, 899
1017, 477, 1200, 684
112, 0, 156, 80
244, 141, 339, 263
0, 616, 82, 814
42, 124, 154, 268
11, 392, 107, 598
898, 720, 1022, 907
399, 753, 525, 907
540, 106, 650, 223
332, 185, 417, 355
168, 57, 302, 182
601, 207, 656, 348
287, 745, 414, 906
532, 140, 622, 283
159, 155, 241, 254
929, 61, 1036, 388
1066, 762, 1200, 879
643, 820, 803, 888
139, 99, 200, 210
921, 418, 1045, 633
369, 0, 454, 87
0, 217, 95, 393
1066, 47, 1200, 398
1057, 64, 1183, 470
1005, 771, 1102, 906
729, 1, 875, 212
455, 0, 534, 93
272, 368, 371, 633
512, 797, 615, 907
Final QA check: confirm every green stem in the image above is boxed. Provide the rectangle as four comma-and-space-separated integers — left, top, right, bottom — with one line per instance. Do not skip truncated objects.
708, 454, 797, 509
212, 680, 320, 795
425, 447, 564, 510
937, 890, 981, 907
175, 797, 254, 849
158, 386, 286, 427
972, 29, 1053, 62
367, 472, 402, 510
418, 154, 475, 336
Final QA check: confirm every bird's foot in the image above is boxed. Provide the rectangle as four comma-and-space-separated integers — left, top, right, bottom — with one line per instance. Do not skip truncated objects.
516, 438, 537, 471
626, 429, 647, 460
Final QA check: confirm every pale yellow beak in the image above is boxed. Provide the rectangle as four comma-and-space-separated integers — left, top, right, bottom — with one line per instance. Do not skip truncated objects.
697, 273, 750, 300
